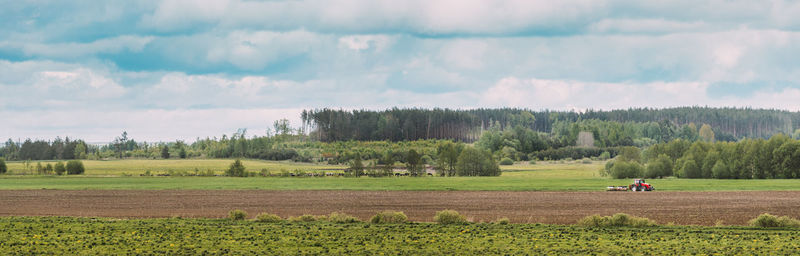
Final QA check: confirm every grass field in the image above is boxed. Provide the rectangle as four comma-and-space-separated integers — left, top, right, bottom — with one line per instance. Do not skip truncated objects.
1, 217, 797, 255
4, 159, 344, 176
3, 160, 800, 191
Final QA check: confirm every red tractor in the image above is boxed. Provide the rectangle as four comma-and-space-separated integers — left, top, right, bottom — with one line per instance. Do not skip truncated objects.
607, 179, 655, 191
628, 179, 654, 191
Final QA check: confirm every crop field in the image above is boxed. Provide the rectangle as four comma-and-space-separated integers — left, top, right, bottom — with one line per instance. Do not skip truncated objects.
3, 190, 800, 225
1, 217, 798, 255
4, 160, 800, 191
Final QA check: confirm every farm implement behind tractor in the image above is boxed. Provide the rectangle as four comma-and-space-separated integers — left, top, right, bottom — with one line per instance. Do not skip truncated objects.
607, 179, 655, 191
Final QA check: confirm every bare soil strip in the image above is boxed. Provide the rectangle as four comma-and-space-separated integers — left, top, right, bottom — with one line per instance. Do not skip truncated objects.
1, 190, 798, 225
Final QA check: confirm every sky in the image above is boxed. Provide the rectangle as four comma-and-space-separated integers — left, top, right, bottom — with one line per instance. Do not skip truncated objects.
2, 0, 800, 142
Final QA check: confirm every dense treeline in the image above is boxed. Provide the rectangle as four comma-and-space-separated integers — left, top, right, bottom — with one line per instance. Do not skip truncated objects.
304, 107, 800, 142
473, 120, 719, 161
1, 138, 90, 161
604, 135, 800, 179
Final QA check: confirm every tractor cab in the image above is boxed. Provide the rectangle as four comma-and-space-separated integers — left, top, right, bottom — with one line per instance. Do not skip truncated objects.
629, 179, 654, 191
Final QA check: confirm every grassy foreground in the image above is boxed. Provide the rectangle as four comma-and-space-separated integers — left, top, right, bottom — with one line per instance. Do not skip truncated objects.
1, 217, 797, 255
4, 160, 800, 191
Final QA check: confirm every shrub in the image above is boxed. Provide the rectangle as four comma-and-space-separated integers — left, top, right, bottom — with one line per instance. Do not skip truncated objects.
749, 213, 800, 228
577, 213, 656, 228
54, 162, 66, 175
0, 159, 6, 174
528, 160, 536, 165
434, 210, 468, 225
328, 212, 361, 223
645, 154, 673, 178
254, 213, 282, 223
289, 215, 318, 222
495, 217, 510, 225
599, 151, 611, 160
226, 159, 246, 177
229, 209, 247, 220
609, 160, 644, 179
65, 160, 85, 175
370, 211, 408, 224
581, 158, 592, 164
499, 158, 514, 165
456, 147, 501, 176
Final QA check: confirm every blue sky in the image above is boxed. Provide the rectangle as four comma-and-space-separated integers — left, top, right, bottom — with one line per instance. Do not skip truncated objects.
2, 0, 800, 142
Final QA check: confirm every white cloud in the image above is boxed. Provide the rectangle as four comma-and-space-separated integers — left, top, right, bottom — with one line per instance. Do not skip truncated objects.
204, 30, 320, 70
139, 0, 604, 35
139, 0, 231, 31
438, 40, 488, 70
0, 108, 305, 143
338, 35, 392, 51
2, 35, 154, 59
589, 19, 709, 34
482, 77, 800, 111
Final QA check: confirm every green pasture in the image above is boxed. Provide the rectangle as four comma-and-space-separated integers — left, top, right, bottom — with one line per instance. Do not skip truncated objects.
4, 159, 343, 176
1, 217, 798, 255
2, 159, 800, 191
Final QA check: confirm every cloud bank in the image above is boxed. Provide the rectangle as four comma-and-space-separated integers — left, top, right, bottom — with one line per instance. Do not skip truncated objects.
2, 0, 800, 141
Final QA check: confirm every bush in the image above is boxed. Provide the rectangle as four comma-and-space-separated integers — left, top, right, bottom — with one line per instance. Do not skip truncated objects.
495, 217, 510, 225
288, 215, 318, 222
528, 160, 536, 165
645, 154, 673, 178
499, 158, 514, 165
749, 213, 800, 228
254, 213, 282, 223
456, 147, 501, 176
370, 211, 408, 224
434, 210, 468, 225
328, 212, 361, 223
0, 159, 6, 174
54, 162, 66, 175
581, 158, 592, 164
229, 209, 247, 220
65, 160, 85, 175
226, 159, 246, 177
609, 160, 644, 179
577, 213, 656, 228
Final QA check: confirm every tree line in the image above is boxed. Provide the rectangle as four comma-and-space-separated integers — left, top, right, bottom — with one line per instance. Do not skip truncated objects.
303, 107, 800, 142
604, 135, 800, 179
2, 138, 89, 161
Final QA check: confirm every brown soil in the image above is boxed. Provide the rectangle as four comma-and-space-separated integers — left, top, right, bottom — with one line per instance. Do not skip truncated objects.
1, 190, 798, 225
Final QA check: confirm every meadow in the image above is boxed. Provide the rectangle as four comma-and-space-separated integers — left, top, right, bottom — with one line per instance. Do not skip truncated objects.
1, 217, 798, 255
3, 160, 800, 191
4, 159, 343, 176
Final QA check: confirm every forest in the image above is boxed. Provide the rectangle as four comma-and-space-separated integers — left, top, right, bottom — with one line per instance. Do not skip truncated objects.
302, 107, 800, 142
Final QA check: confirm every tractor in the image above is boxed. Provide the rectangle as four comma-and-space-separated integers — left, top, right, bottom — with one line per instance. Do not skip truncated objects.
606, 179, 655, 191
628, 179, 654, 191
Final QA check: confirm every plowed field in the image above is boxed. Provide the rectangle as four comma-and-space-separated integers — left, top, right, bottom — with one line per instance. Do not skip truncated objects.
2, 190, 797, 225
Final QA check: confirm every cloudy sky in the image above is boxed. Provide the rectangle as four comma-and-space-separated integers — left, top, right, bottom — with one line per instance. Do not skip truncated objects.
2, 0, 800, 142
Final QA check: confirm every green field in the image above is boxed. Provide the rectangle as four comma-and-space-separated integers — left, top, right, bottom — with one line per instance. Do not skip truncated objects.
4, 159, 344, 176
4, 159, 800, 191
1, 217, 797, 255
